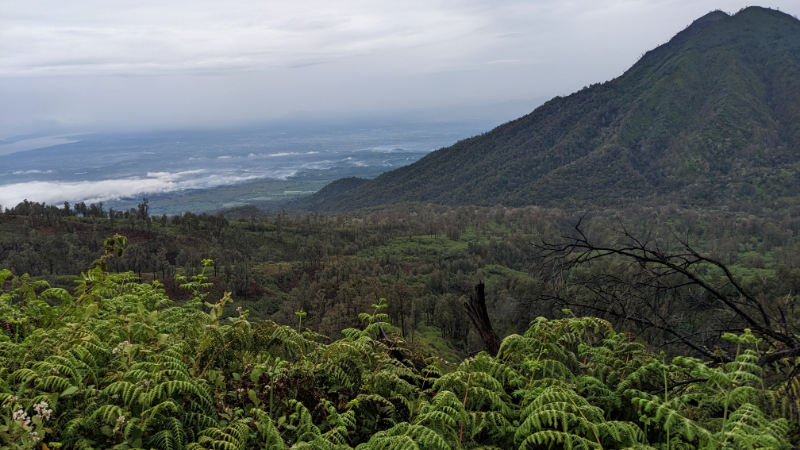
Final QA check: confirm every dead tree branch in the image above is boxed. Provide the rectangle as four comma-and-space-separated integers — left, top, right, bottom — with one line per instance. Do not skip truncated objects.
533, 220, 800, 366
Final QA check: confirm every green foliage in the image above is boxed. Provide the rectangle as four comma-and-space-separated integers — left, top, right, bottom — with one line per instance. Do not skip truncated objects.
0, 232, 798, 449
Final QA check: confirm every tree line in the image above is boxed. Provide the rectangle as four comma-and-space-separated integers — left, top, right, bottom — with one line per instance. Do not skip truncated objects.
4, 200, 800, 365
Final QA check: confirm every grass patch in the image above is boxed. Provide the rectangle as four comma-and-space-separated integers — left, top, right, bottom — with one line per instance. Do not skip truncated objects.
356, 235, 470, 262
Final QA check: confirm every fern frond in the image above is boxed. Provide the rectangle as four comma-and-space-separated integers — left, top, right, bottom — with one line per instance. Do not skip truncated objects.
518, 430, 602, 450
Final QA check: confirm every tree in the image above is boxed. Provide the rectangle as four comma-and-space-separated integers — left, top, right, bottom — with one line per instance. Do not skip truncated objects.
463, 282, 501, 356
138, 198, 149, 220
533, 220, 800, 366
124, 243, 148, 278
75, 202, 87, 217
390, 279, 410, 338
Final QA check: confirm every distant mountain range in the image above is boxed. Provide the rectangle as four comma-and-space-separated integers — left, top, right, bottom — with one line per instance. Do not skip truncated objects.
295, 7, 800, 211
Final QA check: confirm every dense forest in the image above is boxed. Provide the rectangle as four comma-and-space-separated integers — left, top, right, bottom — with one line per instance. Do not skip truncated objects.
6, 197, 800, 349
1, 197, 800, 448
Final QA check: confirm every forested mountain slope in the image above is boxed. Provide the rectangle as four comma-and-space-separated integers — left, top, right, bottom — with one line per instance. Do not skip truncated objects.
296, 7, 800, 211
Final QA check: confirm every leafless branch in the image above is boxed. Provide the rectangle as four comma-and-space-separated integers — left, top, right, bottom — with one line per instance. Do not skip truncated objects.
532, 221, 800, 367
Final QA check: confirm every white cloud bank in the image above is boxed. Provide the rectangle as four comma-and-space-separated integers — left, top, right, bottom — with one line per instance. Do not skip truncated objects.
0, 170, 268, 207
10, 170, 53, 175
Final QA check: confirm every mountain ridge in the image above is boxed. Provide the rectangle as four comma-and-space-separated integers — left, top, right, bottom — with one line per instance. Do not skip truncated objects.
294, 7, 800, 211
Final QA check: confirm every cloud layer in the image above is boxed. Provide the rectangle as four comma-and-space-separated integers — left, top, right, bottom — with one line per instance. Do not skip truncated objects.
0, 170, 264, 208
1, 1, 799, 136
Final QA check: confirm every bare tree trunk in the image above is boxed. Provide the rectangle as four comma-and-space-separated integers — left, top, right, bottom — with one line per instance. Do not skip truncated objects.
464, 283, 501, 356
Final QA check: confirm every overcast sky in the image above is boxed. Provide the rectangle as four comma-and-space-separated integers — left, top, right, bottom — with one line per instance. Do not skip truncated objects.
2, 0, 799, 138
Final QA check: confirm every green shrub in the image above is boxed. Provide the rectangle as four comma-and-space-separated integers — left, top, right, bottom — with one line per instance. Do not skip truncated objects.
0, 264, 795, 449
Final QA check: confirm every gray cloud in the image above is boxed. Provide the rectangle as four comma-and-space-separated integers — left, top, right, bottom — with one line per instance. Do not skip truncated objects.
1, 0, 798, 136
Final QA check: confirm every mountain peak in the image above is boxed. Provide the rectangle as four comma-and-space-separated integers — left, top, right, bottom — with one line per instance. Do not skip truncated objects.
692, 9, 730, 23
635, 10, 728, 68
295, 7, 800, 212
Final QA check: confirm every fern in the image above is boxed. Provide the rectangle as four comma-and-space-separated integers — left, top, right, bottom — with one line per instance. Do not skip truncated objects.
0, 253, 796, 449
356, 422, 451, 450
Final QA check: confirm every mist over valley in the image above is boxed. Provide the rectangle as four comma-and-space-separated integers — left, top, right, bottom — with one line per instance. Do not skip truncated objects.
0, 116, 505, 213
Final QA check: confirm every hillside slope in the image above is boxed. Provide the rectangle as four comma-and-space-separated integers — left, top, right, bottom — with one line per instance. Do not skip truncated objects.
295, 7, 800, 211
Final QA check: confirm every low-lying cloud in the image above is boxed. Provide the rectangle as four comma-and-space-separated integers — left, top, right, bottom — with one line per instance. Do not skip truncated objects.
10, 169, 53, 175
0, 170, 271, 208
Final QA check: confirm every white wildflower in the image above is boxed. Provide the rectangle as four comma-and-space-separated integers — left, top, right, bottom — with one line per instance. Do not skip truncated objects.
114, 341, 132, 354
12, 409, 31, 426
112, 415, 126, 433
33, 401, 52, 421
